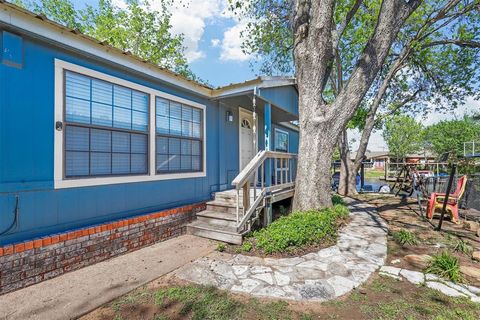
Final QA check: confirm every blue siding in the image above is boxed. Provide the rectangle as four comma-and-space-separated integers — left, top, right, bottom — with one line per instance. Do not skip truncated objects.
0, 30, 299, 245
0, 33, 220, 244
260, 86, 298, 116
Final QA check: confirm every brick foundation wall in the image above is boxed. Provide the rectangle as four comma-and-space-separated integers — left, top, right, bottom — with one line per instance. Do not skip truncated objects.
0, 202, 205, 295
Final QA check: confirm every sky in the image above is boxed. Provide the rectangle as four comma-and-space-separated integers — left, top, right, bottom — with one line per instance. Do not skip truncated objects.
71, 0, 479, 151
72, 0, 258, 87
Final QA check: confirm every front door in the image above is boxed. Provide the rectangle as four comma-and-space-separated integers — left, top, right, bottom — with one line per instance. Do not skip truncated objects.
239, 109, 255, 171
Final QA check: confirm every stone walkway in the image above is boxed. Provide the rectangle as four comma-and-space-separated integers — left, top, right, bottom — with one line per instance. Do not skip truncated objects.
379, 266, 480, 303
175, 200, 388, 301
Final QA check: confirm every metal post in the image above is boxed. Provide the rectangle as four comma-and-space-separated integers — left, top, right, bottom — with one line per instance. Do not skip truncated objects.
437, 164, 457, 231
360, 163, 365, 190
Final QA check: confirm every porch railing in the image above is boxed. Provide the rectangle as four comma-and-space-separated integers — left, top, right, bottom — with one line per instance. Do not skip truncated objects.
232, 150, 297, 233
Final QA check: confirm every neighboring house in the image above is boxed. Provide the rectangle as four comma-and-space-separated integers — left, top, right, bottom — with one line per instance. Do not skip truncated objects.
0, 3, 299, 294
361, 151, 436, 169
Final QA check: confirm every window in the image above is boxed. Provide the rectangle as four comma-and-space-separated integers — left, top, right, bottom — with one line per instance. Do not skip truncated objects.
275, 128, 289, 152
64, 71, 149, 178
155, 97, 203, 173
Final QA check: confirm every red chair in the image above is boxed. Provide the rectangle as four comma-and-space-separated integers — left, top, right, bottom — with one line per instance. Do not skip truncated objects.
427, 175, 467, 224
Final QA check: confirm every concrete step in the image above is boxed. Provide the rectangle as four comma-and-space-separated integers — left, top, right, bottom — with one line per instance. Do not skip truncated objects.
187, 220, 242, 245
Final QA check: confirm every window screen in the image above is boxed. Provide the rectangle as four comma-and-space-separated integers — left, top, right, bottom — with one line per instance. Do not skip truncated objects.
155, 97, 203, 173
64, 71, 149, 177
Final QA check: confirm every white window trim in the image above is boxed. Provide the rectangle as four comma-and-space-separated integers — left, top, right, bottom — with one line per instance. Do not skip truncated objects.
54, 59, 207, 189
274, 128, 289, 152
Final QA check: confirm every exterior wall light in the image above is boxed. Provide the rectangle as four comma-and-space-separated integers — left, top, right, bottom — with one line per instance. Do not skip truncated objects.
226, 110, 233, 122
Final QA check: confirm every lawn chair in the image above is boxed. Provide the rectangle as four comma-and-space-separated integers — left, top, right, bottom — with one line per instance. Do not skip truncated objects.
426, 175, 467, 224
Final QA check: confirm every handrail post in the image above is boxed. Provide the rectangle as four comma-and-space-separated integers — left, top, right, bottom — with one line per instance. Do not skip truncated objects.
236, 189, 240, 223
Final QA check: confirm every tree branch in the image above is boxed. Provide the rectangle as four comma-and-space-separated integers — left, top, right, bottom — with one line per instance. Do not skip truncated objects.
423, 39, 480, 48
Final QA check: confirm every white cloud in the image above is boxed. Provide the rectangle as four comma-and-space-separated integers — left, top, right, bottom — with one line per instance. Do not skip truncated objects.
109, 0, 253, 63
219, 22, 251, 62
211, 38, 221, 47
164, 0, 225, 62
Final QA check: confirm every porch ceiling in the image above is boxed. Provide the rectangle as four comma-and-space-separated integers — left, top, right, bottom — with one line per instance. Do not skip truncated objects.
216, 93, 298, 122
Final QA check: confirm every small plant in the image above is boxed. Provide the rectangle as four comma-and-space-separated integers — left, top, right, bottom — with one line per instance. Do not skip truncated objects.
426, 251, 463, 283
392, 229, 418, 246
216, 243, 226, 252
332, 194, 346, 206
242, 242, 253, 252
453, 239, 473, 255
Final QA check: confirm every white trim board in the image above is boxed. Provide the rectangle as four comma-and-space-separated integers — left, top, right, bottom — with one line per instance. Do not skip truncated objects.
54, 59, 207, 189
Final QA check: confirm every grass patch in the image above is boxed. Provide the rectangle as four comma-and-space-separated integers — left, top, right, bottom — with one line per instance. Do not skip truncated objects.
426, 251, 464, 283
392, 229, 419, 246
452, 239, 473, 255
249, 203, 349, 254
155, 285, 240, 319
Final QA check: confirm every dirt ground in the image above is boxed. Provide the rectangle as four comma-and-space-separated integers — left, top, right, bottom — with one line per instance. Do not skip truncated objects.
80, 194, 480, 320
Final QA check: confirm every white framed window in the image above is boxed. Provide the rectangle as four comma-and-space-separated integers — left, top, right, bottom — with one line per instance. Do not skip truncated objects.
155, 97, 203, 173
274, 128, 289, 152
54, 59, 206, 189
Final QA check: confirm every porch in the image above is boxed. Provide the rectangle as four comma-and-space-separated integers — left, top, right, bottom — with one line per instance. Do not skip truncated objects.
188, 79, 299, 244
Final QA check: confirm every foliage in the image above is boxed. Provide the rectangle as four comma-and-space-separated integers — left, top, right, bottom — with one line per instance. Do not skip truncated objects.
13, 0, 197, 80
423, 117, 480, 157
331, 194, 346, 206
216, 243, 226, 252
426, 251, 463, 283
252, 204, 349, 254
241, 241, 253, 252
383, 115, 424, 161
392, 229, 419, 246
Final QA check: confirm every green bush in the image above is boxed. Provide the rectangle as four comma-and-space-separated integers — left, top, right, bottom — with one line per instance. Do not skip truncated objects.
252, 204, 349, 254
332, 194, 346, 206
216, 243, 226, 252
392, 229, 419, 246
242, 242, 253, 252
426, 251, 463, 283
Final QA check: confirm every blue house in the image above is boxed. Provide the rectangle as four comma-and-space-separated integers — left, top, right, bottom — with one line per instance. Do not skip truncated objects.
0, 0, 299, 261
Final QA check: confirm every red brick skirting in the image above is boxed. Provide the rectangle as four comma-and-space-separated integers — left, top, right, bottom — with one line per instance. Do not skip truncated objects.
0, 202, 205, 295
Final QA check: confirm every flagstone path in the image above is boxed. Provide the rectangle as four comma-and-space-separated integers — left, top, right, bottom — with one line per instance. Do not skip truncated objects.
175, 199, 388, 301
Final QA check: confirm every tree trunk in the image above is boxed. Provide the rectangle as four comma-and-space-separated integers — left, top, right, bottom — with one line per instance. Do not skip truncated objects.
293, 121, 337, 210
338, 130, 358, 196
292, 0, 421, 210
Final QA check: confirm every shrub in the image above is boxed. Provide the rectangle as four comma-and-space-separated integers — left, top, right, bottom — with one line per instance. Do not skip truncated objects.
332, 194, 346, 206
216, 243, 226, 252
242, 242, 253, 252
392, 229, 418, 246
252, 204, 349, 254
426, 251, 463, 283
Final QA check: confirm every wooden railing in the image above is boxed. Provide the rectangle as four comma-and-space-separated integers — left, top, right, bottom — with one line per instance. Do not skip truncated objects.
232, 150, 297, 232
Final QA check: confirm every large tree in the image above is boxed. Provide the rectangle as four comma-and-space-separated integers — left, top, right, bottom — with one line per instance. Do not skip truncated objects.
337, 0, 480, 195
382, 115, 424, 161
232, 0, 422, 209
424, 117, 480, 157
14, 0, 196, 79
